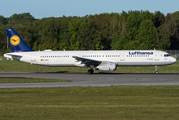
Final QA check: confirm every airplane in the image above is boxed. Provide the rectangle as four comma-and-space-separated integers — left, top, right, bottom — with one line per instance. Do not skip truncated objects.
4, 28, 177, 74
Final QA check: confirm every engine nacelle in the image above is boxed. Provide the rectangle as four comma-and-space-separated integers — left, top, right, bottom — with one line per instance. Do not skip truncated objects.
96, 62, 116, 71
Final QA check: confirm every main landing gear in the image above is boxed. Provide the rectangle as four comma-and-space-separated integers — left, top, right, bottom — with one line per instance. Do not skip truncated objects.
87, 65, 94, 74
155, 66, 159, 74
88, 69, 94, 74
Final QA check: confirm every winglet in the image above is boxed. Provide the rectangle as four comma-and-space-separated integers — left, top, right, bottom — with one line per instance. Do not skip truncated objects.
6, 28, 34, 52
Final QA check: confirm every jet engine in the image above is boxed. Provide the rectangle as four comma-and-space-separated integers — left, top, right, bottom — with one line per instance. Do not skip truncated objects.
96, 62, 116, 71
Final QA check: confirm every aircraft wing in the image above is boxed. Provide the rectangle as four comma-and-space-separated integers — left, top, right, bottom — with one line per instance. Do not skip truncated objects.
72, 56, 102, 67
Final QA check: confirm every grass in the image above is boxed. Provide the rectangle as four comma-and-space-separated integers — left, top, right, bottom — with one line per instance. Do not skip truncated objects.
0, 78, 71, 83
0, 86, 179, 120
0, 56, 179, 73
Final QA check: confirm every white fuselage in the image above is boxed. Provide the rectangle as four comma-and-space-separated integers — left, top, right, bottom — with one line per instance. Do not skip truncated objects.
4, 50, 177, 67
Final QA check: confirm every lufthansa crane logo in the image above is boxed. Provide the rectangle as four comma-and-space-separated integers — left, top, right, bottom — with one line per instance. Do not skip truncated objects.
10, 35, 20, 46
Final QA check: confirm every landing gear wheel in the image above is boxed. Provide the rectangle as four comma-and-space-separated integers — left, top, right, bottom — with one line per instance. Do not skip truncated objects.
155, 71, 159, 74
87, 69, 94, 74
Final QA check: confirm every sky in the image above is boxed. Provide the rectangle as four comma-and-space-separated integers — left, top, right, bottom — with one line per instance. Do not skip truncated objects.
0, 0, 179, 19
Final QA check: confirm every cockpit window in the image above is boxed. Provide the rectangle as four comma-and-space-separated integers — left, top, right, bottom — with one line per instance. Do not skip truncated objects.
164, 54, 171, 57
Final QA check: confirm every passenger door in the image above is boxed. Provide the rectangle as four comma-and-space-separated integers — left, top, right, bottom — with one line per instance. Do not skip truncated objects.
154, 52, 159, 61
120, 54, 125, 61
31, 53, 36, 63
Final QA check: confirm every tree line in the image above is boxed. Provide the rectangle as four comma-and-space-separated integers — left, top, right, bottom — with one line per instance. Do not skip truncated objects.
0, 11, 179, 53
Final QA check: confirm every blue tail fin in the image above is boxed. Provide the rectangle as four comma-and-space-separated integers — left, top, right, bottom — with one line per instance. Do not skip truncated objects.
6, 28, 34, 52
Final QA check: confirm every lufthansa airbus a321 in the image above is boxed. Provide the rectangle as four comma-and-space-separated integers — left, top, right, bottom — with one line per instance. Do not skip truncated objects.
4, 28, 176, 74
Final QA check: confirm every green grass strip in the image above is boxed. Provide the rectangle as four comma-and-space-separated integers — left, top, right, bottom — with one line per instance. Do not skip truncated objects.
0, 86, 179, 119
0, 78, 71, 83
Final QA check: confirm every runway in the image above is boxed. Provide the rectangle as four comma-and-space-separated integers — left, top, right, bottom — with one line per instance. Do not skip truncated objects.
0, 72, 179, 88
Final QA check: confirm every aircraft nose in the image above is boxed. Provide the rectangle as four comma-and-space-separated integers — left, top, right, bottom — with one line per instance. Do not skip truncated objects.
172, 57, 177, 63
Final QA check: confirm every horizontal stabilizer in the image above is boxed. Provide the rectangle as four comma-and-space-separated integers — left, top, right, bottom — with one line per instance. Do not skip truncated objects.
4, 53, 22, 60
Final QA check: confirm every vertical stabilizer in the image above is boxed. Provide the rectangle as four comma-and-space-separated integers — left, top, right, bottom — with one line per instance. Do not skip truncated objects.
6, 28, 33, 52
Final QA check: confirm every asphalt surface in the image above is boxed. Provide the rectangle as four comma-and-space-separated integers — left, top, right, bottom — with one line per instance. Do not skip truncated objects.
0, 72, 179, 88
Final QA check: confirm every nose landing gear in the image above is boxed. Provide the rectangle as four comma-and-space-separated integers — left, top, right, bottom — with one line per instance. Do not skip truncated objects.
155, 66, 159, 74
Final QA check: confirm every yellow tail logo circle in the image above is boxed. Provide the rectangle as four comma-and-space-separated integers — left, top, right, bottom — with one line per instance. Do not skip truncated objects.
10, 35, 20, 46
